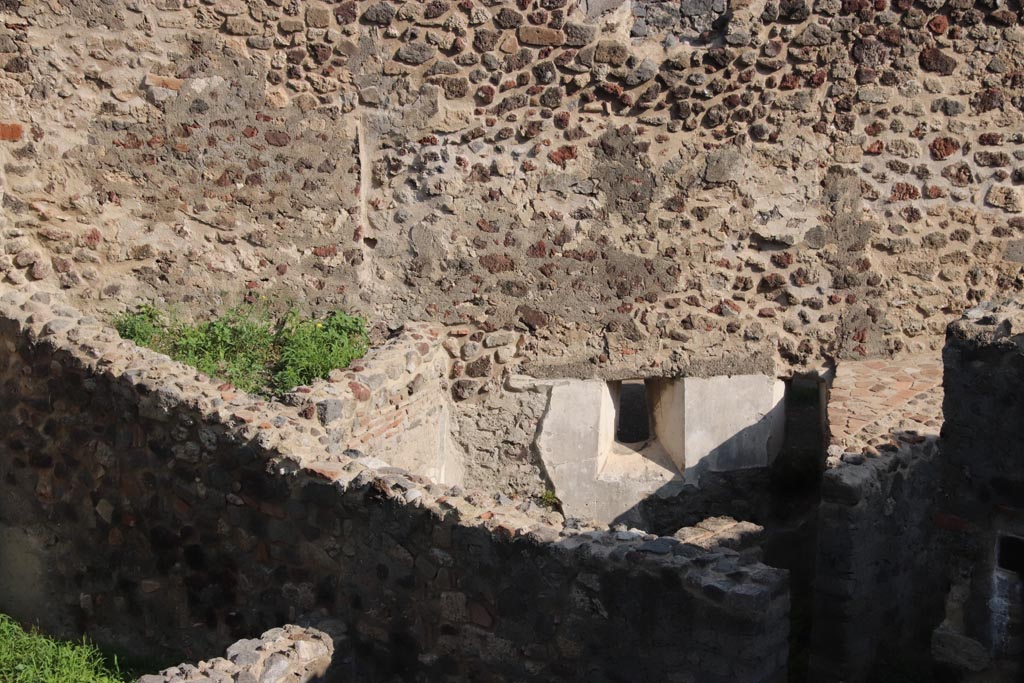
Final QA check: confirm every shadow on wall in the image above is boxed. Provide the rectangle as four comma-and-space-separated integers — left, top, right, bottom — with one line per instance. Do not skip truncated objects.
533, 375, 787, 528
605, 378, 834, 683
612, 423, 950, 683
607, 406, 788, 531
610, 373, 838, 537
811, 431, 936, 679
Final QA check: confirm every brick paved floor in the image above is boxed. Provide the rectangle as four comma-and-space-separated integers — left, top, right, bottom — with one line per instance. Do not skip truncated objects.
827, 355, 944, 453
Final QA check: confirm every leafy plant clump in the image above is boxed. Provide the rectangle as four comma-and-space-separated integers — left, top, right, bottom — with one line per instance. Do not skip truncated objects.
174, 307, 279, 393
113, 303, 369, 396
539, 489, 561, 509
0, 614, 129, 683
109, 303, 163, 349
273, 310, 370, 395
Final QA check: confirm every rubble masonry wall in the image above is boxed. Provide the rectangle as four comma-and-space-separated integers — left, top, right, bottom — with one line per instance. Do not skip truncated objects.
811, 437, 945, 683
0, 286, 790, 683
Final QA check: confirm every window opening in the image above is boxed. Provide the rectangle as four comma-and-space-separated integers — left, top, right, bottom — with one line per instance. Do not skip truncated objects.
998, 535, 1024, 574
616, 380, 651, 443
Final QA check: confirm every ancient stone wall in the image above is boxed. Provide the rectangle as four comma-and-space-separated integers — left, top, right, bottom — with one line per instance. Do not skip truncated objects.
0, 285, 791, 683
933, 300, 1024, 677
287, 320, 548, 495
808, 302, 1024, 682
811, 438, 945, 682
287, 322, 465, 484
3, 0, 1024, 379
942, 300, 1024, 514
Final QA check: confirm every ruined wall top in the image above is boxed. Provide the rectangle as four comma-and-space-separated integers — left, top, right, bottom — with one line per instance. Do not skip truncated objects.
946, 298, 1024, 351
0, 283, 791, 681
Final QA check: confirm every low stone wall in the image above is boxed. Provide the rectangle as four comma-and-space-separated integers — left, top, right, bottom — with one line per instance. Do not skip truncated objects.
807, 302, 1024, 682
942, 301, 1024, 512
289, 321, 540, 493
0, 285, 790, 682
288, 322, 465, 484
138, 625, 333, 683
810, 350, 954, 681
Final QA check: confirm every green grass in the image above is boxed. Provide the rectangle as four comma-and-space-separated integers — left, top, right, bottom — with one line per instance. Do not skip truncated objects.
0, 614, 130, 683
110, 303, 163, 349
173, 306, 279, 393
113, 302, 369, 397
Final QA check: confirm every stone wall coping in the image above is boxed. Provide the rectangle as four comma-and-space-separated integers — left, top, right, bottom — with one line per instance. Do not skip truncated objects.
0, 283, 787, 598
821, 435, 938, 507
945, 299, 1024, 352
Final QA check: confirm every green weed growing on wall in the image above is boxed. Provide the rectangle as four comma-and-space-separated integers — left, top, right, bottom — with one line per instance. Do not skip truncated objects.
113, 303, 369, 397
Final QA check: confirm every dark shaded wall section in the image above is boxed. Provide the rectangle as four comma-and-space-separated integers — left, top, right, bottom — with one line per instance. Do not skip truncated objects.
810, 302, 1024, 682
810, 439, 945, 683
936, 307, 1024, 675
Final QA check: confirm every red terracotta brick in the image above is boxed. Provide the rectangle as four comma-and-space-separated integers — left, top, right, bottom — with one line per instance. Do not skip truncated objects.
349, 381, 371, 401
0, 122, 23, 142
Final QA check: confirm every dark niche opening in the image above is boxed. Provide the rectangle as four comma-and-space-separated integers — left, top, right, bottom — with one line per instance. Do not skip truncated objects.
998, 535, 1024, 574
616, 380, 651, 443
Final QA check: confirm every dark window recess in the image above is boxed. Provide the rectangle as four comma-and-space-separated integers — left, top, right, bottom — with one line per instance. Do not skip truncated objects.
998, 535, 1024, 574
616, 380, 650, 443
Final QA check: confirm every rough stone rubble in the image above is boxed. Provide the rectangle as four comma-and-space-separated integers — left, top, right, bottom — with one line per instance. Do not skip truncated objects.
137, 625, 334, 683
1, 0, 1023, 379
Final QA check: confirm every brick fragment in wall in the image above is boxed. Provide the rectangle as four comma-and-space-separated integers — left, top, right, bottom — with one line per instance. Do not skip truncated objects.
0, 122, 23, 141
